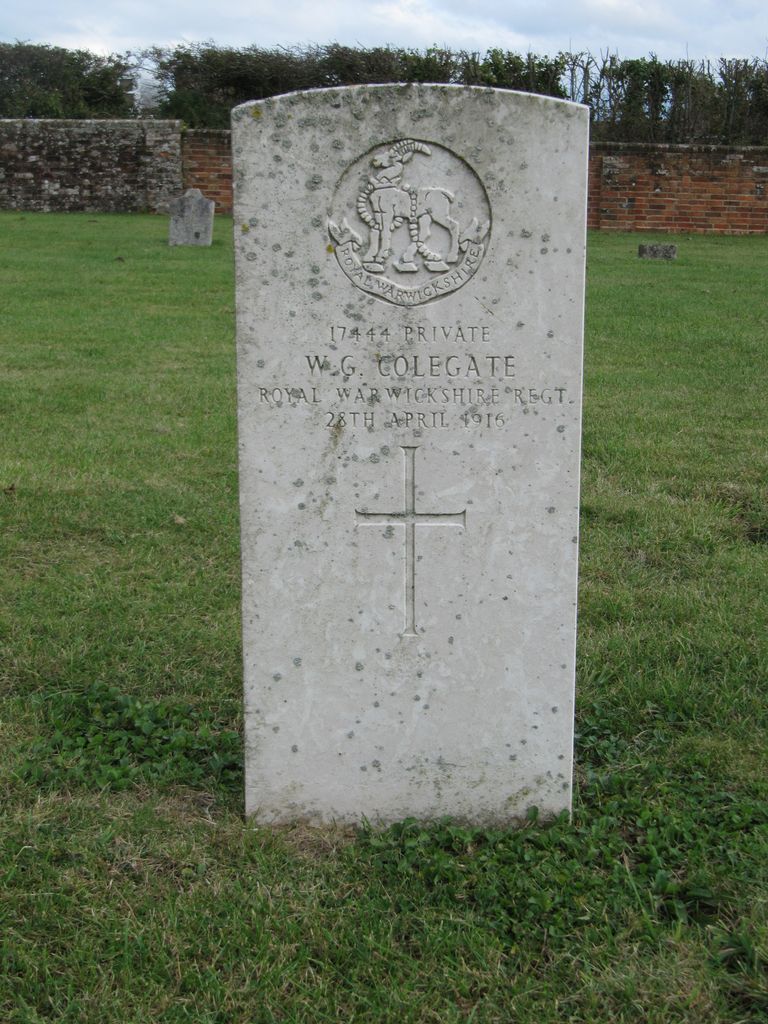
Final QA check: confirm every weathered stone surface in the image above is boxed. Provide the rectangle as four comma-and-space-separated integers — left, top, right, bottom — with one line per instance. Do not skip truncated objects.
167, 188, 215, 246
0, 119, 181, 213
233, 85, 588, 826
638, 243, 678, 259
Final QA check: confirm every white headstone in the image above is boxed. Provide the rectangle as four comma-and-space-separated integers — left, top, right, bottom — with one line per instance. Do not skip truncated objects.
233, 85, 588, 826
168, 188, 215, 246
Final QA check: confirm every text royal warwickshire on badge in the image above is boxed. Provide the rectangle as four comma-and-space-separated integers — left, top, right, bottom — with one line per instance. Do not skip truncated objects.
233, 85, 588, 826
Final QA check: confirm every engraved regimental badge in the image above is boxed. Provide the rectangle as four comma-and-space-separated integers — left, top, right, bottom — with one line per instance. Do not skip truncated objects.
328, 139, 491, 307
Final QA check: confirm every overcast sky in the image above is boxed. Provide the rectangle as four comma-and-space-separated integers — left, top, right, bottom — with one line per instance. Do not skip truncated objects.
3, 0, 767, 61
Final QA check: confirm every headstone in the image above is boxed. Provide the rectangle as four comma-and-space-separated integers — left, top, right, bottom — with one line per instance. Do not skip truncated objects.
167, 188, 215, 246
638, 243, 677, 260
233, 85, 588, 826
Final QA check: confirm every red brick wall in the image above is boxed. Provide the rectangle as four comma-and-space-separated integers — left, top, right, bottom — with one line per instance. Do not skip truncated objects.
588, 143, 768, 234
182, 131, 768, 234
182, 129, 233, 213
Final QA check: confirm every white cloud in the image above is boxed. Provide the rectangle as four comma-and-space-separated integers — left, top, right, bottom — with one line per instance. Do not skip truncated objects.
2, 0, 766, 59
368, 0, 528, 51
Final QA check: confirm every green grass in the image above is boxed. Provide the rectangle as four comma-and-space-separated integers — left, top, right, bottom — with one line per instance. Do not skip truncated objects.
1, 213, 767, 1022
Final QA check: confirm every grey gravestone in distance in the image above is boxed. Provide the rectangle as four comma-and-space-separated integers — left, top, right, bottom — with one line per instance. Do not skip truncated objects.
233, 85, 588, 826
638, 243, 677, 259
168, 188, 215, 246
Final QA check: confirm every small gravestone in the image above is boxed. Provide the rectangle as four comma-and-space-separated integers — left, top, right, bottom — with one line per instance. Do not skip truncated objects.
233, 85, 588, 826
167, 188, 215, 246
638, 243, 677, 260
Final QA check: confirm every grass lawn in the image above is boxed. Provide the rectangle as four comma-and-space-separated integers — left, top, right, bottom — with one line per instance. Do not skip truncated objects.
0, 212, 767, 1022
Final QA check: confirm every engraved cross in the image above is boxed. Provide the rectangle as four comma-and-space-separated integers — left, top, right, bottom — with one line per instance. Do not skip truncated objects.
355, 446, 466, 636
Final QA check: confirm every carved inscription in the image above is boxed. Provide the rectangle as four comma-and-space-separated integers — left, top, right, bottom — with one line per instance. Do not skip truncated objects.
252, 322, 570, 431
356, 446, 466, 636
329, 139, 491, 306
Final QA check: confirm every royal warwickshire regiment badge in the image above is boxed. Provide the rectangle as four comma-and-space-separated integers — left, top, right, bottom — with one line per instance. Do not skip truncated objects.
329, 138, 491, 307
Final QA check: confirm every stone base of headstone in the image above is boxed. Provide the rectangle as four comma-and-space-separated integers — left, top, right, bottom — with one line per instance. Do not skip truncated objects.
638, 243, 677, 260
168, 188, 215, 246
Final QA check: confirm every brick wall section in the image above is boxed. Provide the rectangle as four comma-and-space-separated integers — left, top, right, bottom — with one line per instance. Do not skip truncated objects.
183, 133, 768, 233
182, 129, 233, 213
2, 122, 766, 232
0, 119, 182, 212
588, 142, 768, 234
